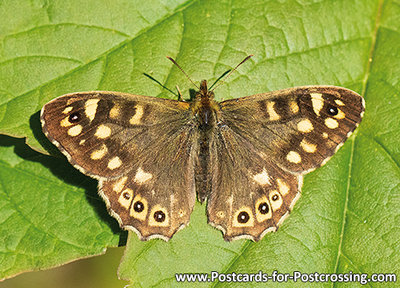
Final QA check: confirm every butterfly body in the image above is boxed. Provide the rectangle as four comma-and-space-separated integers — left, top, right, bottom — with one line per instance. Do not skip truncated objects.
191, 80, 220, 202
41, 82, 364, 241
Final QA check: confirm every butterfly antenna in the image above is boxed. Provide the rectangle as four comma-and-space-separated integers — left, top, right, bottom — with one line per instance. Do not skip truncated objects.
210, 55, 253, 91
209, 70, 231, 90
143, 73, 179, 97
167, 56, 200, 90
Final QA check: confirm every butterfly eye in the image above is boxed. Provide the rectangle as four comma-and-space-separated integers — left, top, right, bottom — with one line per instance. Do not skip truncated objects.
237, 211, 250, 223
133, 201, 145, 213
154, 210, 166, 222
326, 105, 338, 116
68, 112, 81, 123
258, 202, 269, 214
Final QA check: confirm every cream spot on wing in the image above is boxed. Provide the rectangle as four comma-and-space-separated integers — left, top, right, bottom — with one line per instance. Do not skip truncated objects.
217, 211, 225, 218
300, 139, 317, 153
85, 99, 100, 122
287, 151, 301, 164
252, 168, 271, 185
67, 125, 82, 136
134, 167, 153, 184
109, 105, 120, 119
255, 196, 272, 222
232, 207, 254, 227
148, 205, 169, 227
95, 124, 111, 139
108, 156, 122, 170
290, 100, 299, 114
322, 132, 329, 139
269, 190, 283, 211
62, 106, 73, 114
311, 93, 324, 116
297, 119, 313, 133
90, 144, 108, 160
335, 99, 345, 106
267, 101, 280, 121
79, 139, 86, 145
325, 118, 339, 129
334, 109, 346, 119
113, 176, 128, 193
60, 117, 73, 127
130, 195, 148, 221
276, 179, 290, 196
118, 188, 133, 209
130, 105, 144, 125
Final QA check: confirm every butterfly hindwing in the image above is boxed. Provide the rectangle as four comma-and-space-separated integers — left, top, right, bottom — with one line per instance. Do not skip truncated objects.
207, 127, 301, 241
41, 92, 197, 240
99, 128, 197, 240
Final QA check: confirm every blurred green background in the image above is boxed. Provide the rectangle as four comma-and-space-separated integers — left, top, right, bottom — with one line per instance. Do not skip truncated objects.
0, 248, 127, 288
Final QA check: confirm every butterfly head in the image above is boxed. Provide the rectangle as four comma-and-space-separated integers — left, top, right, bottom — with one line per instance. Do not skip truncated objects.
189, 80, 220, 128
199, 80, 215, 100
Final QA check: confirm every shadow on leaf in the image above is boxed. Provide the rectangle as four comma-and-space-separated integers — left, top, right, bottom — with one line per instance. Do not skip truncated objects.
0, 133, 127, 245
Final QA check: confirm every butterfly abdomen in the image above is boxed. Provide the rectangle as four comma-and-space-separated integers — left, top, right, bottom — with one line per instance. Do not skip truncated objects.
195, 132, 213, 203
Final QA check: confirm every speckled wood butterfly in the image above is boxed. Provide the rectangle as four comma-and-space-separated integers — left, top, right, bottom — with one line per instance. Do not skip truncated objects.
41, 59, 364, 241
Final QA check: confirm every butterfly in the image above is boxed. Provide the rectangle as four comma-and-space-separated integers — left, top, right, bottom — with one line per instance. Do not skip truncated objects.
40, 58, 364, 241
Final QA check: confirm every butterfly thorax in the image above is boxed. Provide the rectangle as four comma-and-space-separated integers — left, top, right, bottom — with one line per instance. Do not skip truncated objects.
191, 80, 220, 131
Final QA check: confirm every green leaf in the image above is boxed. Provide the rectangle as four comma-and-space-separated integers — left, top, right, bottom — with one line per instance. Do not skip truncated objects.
1, 0, 399, 287
0, 136, 120, 280
119, 0, 399, 287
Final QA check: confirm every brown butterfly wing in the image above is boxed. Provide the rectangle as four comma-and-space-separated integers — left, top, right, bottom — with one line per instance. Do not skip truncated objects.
99, 127, 197, 240
219, 86, 365, 173
207, 86, 364, 240
207, 127, 301, 241
41, 92, 197, 240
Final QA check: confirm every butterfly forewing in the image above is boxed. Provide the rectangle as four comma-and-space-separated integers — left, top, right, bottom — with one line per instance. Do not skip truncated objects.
220, 86, 365, 174
41, 92, 192, 177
